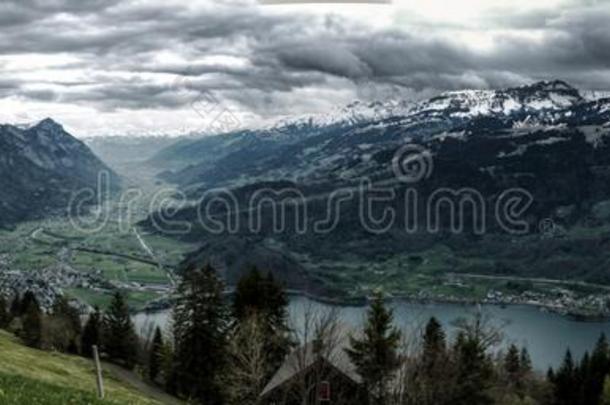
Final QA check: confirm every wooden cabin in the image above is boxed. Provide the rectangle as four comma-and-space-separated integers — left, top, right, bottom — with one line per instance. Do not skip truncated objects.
260, 340, 366, 404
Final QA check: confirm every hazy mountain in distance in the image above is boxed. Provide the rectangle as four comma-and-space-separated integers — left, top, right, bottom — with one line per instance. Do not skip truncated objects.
0, 118, 119, 227
84, 135, 185, 171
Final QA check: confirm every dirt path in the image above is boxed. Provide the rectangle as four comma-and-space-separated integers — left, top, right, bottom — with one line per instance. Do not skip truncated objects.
102, 362, 183, 405
133, 226, 176, 287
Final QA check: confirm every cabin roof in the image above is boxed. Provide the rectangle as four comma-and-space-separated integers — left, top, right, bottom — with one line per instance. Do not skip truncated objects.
260, 340, 361, 397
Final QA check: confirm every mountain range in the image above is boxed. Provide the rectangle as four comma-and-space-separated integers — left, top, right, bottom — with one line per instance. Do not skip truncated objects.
145, 80, 610, 296
5, 81, 610, 298
153, 80, 610, 189
0, 118, 118, 227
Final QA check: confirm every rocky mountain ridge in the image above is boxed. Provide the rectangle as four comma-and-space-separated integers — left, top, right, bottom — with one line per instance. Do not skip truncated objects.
0, 118, 119, 226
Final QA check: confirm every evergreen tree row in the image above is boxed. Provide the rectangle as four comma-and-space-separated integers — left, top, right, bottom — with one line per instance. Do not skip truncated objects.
0, 290, 139, 369
161, 264, 293, 404
549, 334, 610, 405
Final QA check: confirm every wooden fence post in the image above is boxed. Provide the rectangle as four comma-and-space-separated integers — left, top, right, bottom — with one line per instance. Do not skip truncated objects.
92, 345, 105, 399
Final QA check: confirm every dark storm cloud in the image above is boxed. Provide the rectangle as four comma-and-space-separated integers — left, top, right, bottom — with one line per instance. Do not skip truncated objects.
268, 7, 610, 91
487, 6, 610, 71
0, 78, 20, 90
20, 89, 58, 102
59, 80, 191, 110
0, 3, 38, 27
2, 0, 610, 117
274, 42, 372, 78
259, 30, 519, 92
0, 0, 121, 28
0, 78, 22, 98
350, 33, 475, 77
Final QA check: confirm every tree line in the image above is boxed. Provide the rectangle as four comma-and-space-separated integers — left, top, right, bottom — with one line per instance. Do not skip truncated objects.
3, 264, 610, 404
141, 264, 610, 405
0, 289, 139, 368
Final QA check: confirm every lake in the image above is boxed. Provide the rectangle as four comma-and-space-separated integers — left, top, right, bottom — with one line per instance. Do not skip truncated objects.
132, 295, 610, 371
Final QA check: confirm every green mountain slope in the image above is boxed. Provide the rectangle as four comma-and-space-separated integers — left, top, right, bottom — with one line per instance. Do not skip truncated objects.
0, 331, 159, 404
0, 372, 111, 404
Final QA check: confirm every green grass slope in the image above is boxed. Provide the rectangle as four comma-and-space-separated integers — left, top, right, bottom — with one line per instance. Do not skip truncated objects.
0, 331, 159, 404
0, 372, 109, 404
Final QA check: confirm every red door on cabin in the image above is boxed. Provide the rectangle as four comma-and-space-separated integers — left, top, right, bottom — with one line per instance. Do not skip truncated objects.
318, 381, 331, 402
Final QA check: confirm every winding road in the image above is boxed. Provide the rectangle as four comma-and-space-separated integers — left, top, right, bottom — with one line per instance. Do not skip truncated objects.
133, 227, 176, 287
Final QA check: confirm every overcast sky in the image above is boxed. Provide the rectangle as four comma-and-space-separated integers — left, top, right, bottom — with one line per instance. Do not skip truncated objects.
0, 0, 609, 136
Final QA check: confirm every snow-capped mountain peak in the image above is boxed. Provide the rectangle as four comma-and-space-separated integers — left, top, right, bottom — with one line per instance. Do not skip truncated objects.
262, 81, 587, 134
264, 99, 410, 131
413, 80, 583, 119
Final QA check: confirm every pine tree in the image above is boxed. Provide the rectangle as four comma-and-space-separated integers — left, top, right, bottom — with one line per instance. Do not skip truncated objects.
20, 291, 38, 316
422, 317, 446, 370
149, 326, 163, 382
552, 349, 577, 405
416, 317, 453, 405
504, 344, 524, 397
345, 291, 401, 405
0, 296, 9, 328
579, 351, 592, 404
9, 293, 21, 320
81, 307, 102, 358
159, 342, 175, 393
233, 268, 289, 326
232, 267, 292, 377
103, 292, 138, 369
172, 264, 229, 404
520, 347, 532, 375
52, 296, 82, 335
452, 320, 494, 405
589, 333, 610, 403
504, 344, 521, 377
233, 267, 265, 320
547, 367, 555, 382
49, 296, 82, 353
20, 295, 42, 348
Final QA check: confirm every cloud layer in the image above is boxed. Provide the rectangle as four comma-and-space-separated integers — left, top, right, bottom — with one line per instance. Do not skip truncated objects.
0, 0, 609, 135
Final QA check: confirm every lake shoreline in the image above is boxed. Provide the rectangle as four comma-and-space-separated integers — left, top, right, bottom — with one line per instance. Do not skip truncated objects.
286, 291, 610, 323
138, 288, 610, 323
133, 294, 610, 371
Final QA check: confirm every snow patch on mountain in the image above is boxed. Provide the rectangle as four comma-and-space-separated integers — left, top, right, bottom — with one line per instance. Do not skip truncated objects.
263, 80, 589, 136
534, 136, 567, 145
